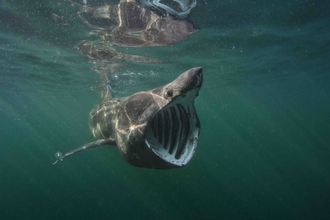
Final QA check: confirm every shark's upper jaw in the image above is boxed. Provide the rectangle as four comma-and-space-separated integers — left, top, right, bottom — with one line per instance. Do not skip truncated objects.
144, 87, 200, 167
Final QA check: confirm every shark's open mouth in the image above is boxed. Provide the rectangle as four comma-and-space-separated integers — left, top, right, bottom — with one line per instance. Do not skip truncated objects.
145, 95, 199, 166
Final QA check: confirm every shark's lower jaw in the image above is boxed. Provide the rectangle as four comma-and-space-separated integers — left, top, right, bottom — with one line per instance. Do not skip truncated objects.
145, 95, 200, 167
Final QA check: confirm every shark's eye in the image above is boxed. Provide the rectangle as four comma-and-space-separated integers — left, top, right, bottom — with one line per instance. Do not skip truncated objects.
166, 90, 173, 97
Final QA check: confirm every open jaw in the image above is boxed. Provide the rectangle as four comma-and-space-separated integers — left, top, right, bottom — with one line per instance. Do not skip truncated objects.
145, 96, 199, 167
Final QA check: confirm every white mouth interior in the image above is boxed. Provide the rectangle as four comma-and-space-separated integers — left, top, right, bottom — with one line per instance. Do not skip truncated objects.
145, 95, 199, 166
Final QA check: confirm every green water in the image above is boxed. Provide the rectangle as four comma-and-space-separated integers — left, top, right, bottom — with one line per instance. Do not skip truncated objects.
1, 0, 330, 219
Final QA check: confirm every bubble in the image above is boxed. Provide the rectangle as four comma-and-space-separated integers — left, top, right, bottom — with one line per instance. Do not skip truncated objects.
55, 151, 62, 160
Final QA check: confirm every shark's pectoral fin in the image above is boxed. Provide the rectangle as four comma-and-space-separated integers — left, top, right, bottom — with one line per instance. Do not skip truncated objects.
52, 139, 115, 165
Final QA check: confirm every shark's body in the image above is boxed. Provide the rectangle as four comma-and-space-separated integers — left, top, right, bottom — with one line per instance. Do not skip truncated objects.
54, 67, 203, 169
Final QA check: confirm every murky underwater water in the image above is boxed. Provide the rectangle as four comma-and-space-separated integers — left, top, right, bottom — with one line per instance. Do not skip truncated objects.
1, 0, 330, 219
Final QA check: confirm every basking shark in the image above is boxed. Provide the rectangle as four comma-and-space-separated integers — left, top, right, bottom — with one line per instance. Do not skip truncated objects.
53, 67, 203, 169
